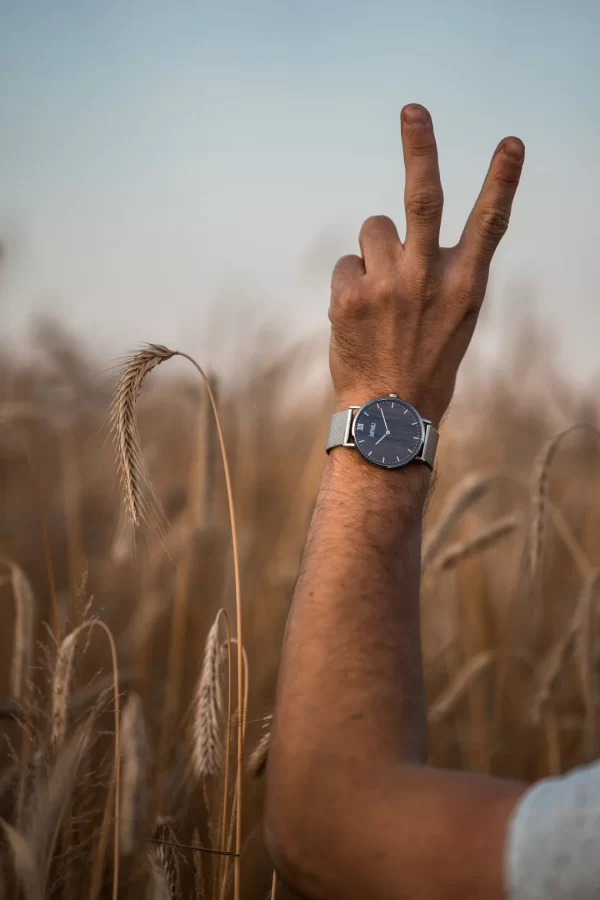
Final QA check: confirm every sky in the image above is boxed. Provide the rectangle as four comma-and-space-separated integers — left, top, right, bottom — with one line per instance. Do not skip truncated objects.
0, 0, 599, 377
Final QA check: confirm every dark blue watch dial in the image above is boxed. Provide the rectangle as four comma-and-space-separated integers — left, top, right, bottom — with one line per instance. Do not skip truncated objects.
353, 398, 423, 469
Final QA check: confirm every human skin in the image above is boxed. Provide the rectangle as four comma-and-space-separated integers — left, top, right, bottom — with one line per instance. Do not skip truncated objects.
264, 104, 527, 900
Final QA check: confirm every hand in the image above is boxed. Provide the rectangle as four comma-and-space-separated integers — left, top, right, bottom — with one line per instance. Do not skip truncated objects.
329, 104, 524, 426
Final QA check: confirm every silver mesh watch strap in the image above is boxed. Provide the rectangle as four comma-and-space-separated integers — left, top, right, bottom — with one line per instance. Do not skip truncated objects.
326, 406, 439, 469
325, 409, 354, 451
419, 423, 439, 469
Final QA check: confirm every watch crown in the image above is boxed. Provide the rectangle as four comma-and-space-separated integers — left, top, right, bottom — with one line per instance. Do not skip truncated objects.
389, 393, 398, 398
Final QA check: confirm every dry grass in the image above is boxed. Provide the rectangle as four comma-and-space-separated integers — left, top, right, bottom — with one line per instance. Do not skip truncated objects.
0, 319, 600, 897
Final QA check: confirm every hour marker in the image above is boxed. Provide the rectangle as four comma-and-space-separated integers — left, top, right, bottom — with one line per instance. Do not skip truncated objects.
382, 457, 385, 463
397, 456, 400, 462
368, 451, 372, 457
391, 403, 394, 408
403, 409, 407, 415
358, 439, 364, 443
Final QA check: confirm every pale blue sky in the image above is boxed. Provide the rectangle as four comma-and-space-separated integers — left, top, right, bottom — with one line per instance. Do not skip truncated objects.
1, 0, 598, 374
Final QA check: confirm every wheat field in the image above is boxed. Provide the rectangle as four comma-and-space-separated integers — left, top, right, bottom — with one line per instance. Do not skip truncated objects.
1, 317, 599, 899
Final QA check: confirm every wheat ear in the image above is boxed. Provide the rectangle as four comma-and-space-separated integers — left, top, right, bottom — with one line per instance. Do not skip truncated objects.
192, 610, 227, 778
119, 693, 149, 856
247, 714, 272, 778
529, 423, 600, 579
422, 472, 496, 568
111, 344, 176, 527
432, 514, 519, 571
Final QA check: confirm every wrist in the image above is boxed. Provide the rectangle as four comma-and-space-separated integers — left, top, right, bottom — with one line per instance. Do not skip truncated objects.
326, 446, 431, 517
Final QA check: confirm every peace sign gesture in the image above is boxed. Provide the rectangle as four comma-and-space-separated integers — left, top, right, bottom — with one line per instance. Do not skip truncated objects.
329, 104, 524, 426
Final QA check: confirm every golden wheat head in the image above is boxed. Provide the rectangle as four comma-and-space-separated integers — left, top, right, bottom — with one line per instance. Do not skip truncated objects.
110, 344, 176, 527
192, 610, 226, 778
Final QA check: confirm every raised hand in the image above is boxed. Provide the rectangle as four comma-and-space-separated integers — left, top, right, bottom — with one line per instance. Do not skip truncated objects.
329, 104, 524, 425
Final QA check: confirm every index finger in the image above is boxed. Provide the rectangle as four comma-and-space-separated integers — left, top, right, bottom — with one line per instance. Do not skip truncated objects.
458, 137, 525, 268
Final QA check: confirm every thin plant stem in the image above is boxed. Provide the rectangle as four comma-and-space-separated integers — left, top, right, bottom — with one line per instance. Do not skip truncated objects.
60, 620, 121, 900
176, 352, 245, 900
218, 612, 232, 896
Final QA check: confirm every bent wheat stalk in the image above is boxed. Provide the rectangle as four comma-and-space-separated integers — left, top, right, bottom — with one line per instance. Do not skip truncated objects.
432, 515, 519, 571
422, 472, 497, 568
529, 423, 600, 579
112, 345, 244, 900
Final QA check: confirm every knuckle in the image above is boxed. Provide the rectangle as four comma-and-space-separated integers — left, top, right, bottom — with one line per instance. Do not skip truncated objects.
331, 283, 366, 319
405, 188, 444, 221
477, 205, 510, 242
495, 166, 521, 188
372, 274, 397, 300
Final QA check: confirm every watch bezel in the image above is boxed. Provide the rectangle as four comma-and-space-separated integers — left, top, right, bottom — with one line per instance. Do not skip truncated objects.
351, 396, 425, 469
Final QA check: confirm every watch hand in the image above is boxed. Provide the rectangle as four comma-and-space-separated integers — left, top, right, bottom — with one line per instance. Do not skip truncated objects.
375, 431, 388, 445
380, 407, 389, 432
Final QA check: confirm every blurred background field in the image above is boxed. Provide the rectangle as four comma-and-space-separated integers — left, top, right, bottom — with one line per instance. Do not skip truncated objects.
1, 3, 599, 894
1, 308, 600, 897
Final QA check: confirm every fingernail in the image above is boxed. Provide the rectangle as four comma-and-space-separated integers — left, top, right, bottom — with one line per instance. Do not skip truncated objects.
403, 105, 429, 126
503, 139, 524, 162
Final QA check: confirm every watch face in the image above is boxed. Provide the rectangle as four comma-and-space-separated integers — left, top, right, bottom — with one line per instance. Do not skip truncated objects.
352, 397, 424, 469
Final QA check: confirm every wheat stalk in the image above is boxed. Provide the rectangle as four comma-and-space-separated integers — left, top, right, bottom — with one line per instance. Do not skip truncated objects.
111, 344, 245, 900
432, 514, 519, 571
110, 344, 176, 527
422, 472, 496, 568
430, 650, 535, 725
529, 423, 600, 579
192, 826, 206, 899
532, 568, 600, 725
0, 560, 36, 703
576, 569, 600, 760
119, 692, 149, 856
50, 620, 121, 900
192, 610, 226, 778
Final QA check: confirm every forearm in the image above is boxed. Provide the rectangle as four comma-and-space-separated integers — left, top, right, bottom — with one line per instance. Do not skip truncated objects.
277, 450, 430, 762
266, 448, 431, 884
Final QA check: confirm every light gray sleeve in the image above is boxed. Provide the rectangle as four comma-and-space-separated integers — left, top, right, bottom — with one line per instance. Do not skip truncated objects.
506, 760, 600, 899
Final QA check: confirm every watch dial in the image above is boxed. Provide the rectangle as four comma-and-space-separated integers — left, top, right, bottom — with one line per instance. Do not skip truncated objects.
353, 398, 423, 469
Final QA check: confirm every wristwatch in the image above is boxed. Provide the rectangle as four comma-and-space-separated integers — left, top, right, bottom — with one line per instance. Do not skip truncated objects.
326, 394, 439, 470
